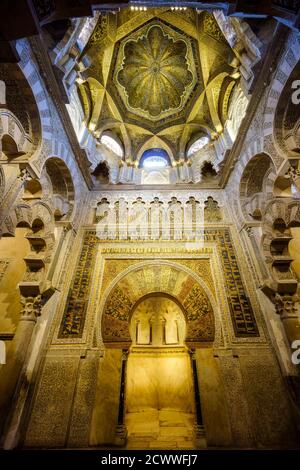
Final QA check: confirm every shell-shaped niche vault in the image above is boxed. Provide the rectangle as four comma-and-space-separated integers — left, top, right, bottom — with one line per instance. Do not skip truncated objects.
130, 295, 186, 347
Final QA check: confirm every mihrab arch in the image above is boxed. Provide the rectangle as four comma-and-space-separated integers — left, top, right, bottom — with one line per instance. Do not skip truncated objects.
100, 262, 216, 348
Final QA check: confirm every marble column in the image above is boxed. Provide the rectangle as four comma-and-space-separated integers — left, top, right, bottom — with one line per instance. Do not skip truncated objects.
245, 226, 269, 279
0, 294, 42, 442
189, 349, 207, 448
0, 167, 31, 228
115, 349, 128, 446
8, 295, 41, 369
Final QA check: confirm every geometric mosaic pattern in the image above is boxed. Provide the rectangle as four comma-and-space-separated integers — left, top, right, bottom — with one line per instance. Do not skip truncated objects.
206, 228, 259, 336
58, 231, 98, 338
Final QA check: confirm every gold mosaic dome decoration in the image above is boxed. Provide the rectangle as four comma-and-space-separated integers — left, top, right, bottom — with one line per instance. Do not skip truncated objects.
116, 25, 194, 120
78, 9, 239, 154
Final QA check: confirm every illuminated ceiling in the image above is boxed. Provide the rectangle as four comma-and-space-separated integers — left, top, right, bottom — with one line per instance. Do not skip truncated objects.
77, 8, 240, 161
115, 23, 197, 122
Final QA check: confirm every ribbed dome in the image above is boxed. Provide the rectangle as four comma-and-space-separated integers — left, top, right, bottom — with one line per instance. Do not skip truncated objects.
117, 25, 193, 119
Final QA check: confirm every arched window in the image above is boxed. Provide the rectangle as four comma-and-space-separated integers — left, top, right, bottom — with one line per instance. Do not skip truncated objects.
140, 148, 170, 170
100, 133, 124, 157
187, 136, 209, 157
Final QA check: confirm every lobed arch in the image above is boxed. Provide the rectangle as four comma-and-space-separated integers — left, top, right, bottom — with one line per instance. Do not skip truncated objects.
42, 156, 76, 221
273, 58, 300, 157
97, 260, 220, 349
1, 201, 54, 240
239, 152, 276, 221
0, 155, 77, 237
0, 201, 56, 300
0, 63, 42, 150
23, 179, 43, 200
239, 153, 275, 199
273, 169, 300, 198
263, 34, 300, 162
16, 40, 51, 143
261, 198, 300, 296
0, 111, 32, 159
92, 161, 110, 184
262, 199, 300, 249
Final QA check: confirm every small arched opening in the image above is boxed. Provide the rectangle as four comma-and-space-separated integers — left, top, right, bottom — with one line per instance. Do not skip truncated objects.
1, 134, 23, 159
23, 179, 43, 199
44, 157, 75, 220
92, 161, 110, 184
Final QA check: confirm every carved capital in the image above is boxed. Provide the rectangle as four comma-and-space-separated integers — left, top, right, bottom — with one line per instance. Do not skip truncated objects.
246, 226, 254, 238
284, 165, 300, 182
17, 168, 31, 183
188, 348, 197, 361
56, 221, 74, 233
20, 295, 42, 322
121, 348, 129, 361
274, 293, 298, 319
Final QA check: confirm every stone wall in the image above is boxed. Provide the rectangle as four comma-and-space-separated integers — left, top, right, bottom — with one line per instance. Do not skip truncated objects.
197, 347, 297, 448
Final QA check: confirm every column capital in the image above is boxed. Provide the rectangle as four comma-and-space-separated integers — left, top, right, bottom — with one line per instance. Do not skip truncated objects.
55, 221, 74, 233
20, 295, 42, 322
188, 347, 197, 361
121, 348, 129, 361
284, 165, 300, 182
17, 168, 32, 183
240, 221, 261, 234
245, 226, 254, 238
274, 293, 298, 320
